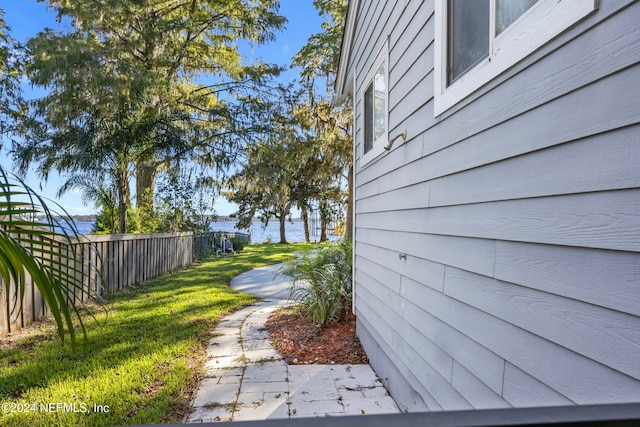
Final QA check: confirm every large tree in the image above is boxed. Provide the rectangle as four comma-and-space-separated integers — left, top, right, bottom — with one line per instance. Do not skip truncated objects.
0, 10, 99, 347
227, 82, 339, 244
15, 0, 286, 232
0, 8, 24, 140
228, 87, 305, 244
228, 135, 296, 244
292, 0, 352, 239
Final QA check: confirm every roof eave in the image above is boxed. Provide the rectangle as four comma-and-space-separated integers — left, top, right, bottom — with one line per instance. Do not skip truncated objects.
335, 0, 358, 101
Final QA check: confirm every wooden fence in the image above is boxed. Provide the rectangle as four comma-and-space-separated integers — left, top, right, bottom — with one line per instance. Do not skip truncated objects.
193, 232, 217, 257
0, 231, 194, 335
86, 232, 193, 292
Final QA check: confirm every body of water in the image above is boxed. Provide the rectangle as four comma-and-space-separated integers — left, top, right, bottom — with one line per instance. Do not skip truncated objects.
71, 219, 337, 243
69, 221, 95, 235
210, 219, 339, 243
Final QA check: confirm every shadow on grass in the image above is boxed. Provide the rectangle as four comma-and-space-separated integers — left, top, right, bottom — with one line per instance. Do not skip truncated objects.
0, 243, 312, 427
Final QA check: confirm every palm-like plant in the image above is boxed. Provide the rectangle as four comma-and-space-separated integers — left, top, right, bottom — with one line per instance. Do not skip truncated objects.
0, 166, 100, 348
278, 239, 353, 326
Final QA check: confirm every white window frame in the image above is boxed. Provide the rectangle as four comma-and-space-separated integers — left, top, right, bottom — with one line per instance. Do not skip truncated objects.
360, 40, 389, 166
434, 0, 597, 116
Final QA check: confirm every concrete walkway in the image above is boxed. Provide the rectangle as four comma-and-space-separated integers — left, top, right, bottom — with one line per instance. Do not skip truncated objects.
225, 263, 294, 300
187, 263, 399, 422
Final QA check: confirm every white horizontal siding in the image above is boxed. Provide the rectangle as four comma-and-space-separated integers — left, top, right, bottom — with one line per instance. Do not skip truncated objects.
348, 0, 640, 412
452, 362, 511, 409
357, 231, 496, 278
502, 363, 575, 407
358, 279, 474, 410
401, 275, 640, 404
444, 267, 640, 380
429, 126, 640, 207
358, 190, 640, 252
494, 242, 640, 316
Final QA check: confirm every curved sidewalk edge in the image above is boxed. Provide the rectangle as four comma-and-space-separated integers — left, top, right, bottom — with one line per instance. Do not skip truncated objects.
187, 265, 399, 422
228, 263, 293, 301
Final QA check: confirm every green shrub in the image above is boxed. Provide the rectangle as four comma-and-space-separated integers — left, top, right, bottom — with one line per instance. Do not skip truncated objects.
229, 237, 246, 252
278, 239, 352, 326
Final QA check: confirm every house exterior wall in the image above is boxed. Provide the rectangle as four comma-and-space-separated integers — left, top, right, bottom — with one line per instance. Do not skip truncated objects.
343, 0, 640, 411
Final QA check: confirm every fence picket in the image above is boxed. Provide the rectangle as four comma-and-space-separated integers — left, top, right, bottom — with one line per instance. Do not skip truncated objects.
1, 231, 198, 335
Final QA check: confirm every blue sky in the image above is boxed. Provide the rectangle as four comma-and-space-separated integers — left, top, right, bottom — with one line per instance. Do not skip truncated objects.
0, 0, 323, 216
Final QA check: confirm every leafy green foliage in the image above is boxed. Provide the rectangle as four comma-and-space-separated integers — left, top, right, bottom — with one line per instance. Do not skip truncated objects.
228, 135, 295, 244
15, 0, 287, 232
0, 243, 308, 427
0, 8, 24, 138
152, 167, 218, 233
227, 86, 310, 244
92, 207, 118, 234
295, 0, 347, 84
229, 237, 246, 252
279, 239, 352, 326
0, 166, 104, 348
292, 0, 352, 239
90, 167, 218, 234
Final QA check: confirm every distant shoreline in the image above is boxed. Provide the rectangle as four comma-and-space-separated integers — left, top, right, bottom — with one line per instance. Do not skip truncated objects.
47, 215, 304, 223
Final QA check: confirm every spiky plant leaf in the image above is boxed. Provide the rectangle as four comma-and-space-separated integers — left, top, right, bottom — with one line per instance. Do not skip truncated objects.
0, 166, 103, 348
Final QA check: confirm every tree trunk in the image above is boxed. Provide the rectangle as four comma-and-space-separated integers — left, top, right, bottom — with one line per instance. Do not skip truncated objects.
116, 167, 129, 234
278, 214, 288, 244
345, 164, 354, 240
319, 198, 328, 242
320, 217, 327, 242
109, 206, 118, 234
136, 160, 156, 220
302, 208, 310, 242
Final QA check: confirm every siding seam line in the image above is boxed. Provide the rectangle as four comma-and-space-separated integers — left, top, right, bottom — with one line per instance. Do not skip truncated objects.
492, 240, 497, 279
501, 359, 506, 398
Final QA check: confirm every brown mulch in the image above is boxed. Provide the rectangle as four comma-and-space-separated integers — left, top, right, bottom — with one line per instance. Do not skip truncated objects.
265, 306, 369, 365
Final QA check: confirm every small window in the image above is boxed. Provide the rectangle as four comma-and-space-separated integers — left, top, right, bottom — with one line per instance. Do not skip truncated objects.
447, 0, 490, 85
447, 0, 539, 85
434, 0, 597, 116
495, 0, 539, 35
364, 81, 374, 154
361, 42, 388, 164
364, 62, 387, 154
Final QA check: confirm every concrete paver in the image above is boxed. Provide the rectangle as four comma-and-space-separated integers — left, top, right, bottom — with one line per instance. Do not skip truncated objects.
188, 406, 233, 423
186, 263, 399, 422
192, 380, 240, 408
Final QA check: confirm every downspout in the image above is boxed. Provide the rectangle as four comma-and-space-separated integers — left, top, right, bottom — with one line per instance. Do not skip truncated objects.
351, 70, 357, 315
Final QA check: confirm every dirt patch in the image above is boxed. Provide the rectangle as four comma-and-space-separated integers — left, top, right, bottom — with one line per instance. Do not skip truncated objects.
265, 306, 368, 365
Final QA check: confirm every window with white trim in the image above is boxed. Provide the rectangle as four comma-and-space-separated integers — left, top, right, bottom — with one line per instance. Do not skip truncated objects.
434, 0, 597, 116
361, 42, 388, 165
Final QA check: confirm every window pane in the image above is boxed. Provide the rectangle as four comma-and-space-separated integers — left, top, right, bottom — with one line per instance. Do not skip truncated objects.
496, 0, 539, 35
448, 0, 490, 84
364, 83, 373, 154
373, 62, 386, 141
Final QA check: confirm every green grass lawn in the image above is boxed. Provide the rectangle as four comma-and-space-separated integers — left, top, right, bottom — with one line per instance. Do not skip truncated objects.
0, 242, 314, 427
